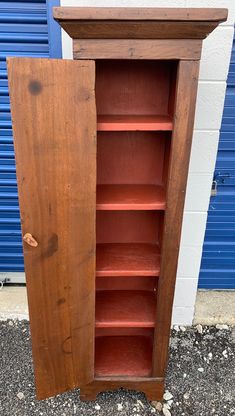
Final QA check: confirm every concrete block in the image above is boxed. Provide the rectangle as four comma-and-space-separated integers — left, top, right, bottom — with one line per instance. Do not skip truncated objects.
199, 27, 234, 81
194, 81, 227, 130
180, 212, 207, 247
172, 306, 195, 326
177, 245, 203, 277
185, 172, 213, 212
189, 130, 220, 174
173, 278, 198, 307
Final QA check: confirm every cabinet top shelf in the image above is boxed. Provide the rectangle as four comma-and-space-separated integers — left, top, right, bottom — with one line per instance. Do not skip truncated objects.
54, 7, 227, 41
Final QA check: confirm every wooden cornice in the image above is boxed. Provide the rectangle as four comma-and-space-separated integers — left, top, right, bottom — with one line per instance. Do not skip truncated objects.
53, 7, 227, 40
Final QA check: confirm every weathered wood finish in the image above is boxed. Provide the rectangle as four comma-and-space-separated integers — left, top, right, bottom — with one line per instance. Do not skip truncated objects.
53, 6, 226, 402
80, 377, 164, 401
73, 39, 202, 60
7, 58, 97, 399
54, 7, 227, 41
60, 21, 218, 39
54, 7, 227, 22
153, 60, 200, 377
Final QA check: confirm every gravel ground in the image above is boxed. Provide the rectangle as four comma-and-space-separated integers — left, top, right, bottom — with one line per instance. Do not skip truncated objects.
0, 320, 234, 416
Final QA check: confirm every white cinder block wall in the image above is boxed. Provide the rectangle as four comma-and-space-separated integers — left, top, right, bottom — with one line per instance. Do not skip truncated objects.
60, 0, 235, 325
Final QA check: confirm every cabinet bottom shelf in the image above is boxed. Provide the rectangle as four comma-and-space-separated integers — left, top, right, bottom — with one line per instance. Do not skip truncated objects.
95, 335, 153, 377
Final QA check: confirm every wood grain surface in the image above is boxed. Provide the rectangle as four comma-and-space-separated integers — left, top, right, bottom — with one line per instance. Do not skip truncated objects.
7, 57, 97, 399
153, 60, 200, 377
54, 7, 227, 41
80, 377, 164, 401
59, 21, 218, 40
53, 7, 227, 22
73, 39, 202, 60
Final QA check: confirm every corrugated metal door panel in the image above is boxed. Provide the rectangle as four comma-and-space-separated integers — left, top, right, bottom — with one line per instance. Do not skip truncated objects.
199, 32, 235, 289
0, 0, 61, 274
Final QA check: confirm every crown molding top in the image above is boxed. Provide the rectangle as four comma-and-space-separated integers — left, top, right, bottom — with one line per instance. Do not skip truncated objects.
53, 7, 227, 41
53, 7, 227, 23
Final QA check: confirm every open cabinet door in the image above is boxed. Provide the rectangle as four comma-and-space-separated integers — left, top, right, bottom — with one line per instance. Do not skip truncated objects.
7, 58, 96, 399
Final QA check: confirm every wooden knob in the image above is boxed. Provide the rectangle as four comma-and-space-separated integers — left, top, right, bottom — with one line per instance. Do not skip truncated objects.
23, 233, 38, 247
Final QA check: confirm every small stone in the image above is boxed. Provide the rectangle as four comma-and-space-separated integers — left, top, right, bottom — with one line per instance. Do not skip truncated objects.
183, 373, 187, 378
163, 406, 171, 416
151, 401, 162, 411
17, 392, 24, 400
94, 404, 101, 410
174, 325, 179, 331
150, 409, 156, 413
183, 392, 190, 400
167, 400, 173, 407
222, 350, 228, 358
163, 391, 173, 401
136, 400, 144, 409
8, 320, 13, 326
180, 326, 186, 332
117, 404, 123, 411
208, 352, 213, 359
216, 324, 229, 330
196, 324, 203, 334
198, 367, 204, 372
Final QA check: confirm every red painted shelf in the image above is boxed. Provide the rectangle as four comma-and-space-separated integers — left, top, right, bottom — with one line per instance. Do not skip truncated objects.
95, 335, 153, 377
97, 114, 173, 131
96, 184, 166, 210
96, 243, 160, 277
96, 290, 156, 328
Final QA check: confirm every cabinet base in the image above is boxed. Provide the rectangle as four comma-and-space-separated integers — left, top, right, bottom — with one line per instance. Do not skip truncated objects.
79, 377, 164, 401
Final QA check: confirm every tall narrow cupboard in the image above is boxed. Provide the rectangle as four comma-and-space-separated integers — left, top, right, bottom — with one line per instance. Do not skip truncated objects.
7, 7, 227, 401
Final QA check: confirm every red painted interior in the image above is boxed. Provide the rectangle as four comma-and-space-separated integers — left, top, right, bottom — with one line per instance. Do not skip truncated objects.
96, 60, 176, 116
97, 131, 170, 186
96, 243, 160, 277
97, 114, 173, 131
95, 335, 153, 377
96, 328, 154, 337
96, 211, 162, 244
96, 276, 157, 291
95, 60, 176, 377
96, 291, 156, 328
97, 184, 165, 210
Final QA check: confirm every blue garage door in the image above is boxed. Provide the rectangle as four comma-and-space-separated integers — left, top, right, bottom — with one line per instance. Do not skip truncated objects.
0, 0, 61, 274
199, 33, 235, 289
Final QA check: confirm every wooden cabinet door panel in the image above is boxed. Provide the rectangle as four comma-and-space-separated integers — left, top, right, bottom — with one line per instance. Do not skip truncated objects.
7, 57, 96, 399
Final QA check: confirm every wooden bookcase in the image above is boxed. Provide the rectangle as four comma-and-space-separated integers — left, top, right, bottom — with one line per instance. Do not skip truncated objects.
7, 7, 227, 402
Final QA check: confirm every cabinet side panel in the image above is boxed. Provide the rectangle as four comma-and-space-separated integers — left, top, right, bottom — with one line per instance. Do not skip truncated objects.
153, 60, 200, 377
7, 57, 96, 399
